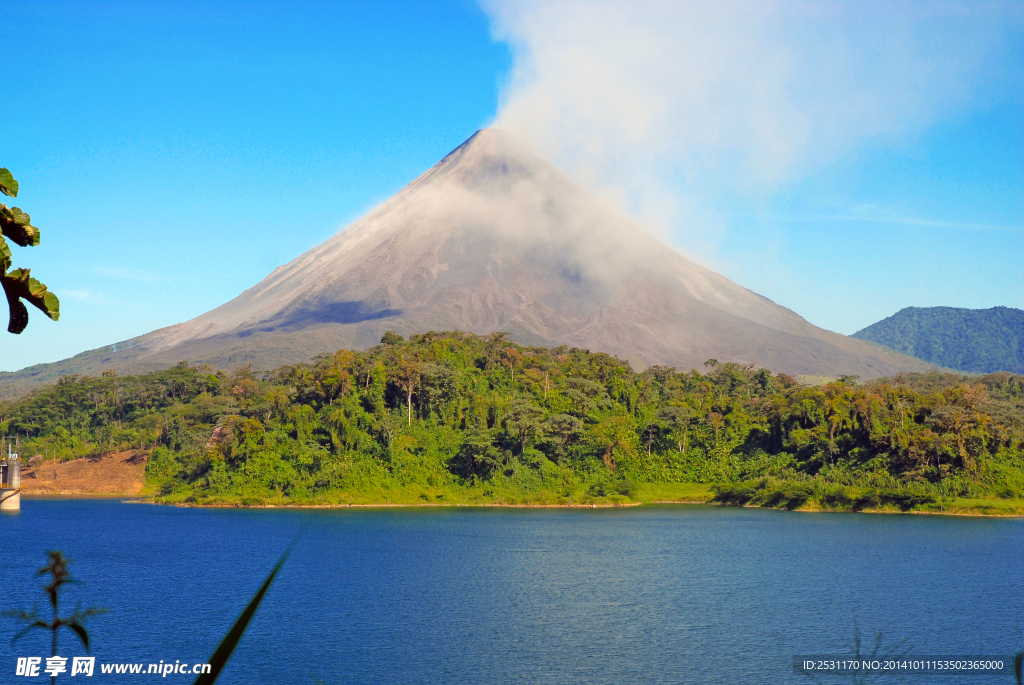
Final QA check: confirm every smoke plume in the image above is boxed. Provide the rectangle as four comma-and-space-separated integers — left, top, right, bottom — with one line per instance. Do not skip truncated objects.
481, 0, 1022, 256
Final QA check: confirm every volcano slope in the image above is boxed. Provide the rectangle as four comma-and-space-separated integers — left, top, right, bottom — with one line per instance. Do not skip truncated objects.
1, 129, 931, 390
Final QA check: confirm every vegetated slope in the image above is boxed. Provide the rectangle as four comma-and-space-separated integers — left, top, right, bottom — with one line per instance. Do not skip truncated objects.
2, 332, 1021, 509
0, 130, 933, 393
852, 306, 1024, 374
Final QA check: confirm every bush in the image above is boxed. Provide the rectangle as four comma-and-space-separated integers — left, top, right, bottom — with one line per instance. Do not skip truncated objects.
818, 488, 853, 509
759, 485, 812, 510
711, 484, 757, 506
586, 478, 636, 499
852, 489, 936, 512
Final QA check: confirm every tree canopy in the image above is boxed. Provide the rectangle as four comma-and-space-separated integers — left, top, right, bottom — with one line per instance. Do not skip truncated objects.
2, 332, 1022, 509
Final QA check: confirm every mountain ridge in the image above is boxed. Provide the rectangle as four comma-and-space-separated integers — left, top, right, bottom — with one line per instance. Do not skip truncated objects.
0, 129, 935, 393
852, 306, 1024, 374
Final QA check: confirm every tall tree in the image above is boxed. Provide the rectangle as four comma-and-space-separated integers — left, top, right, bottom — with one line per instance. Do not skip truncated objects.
393, 360, 421, 426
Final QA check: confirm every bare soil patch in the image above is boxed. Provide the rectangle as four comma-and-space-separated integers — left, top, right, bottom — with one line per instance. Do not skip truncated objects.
21, 450, 148, 496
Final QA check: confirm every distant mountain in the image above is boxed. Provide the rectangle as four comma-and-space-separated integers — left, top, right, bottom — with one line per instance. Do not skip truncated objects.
852, 306, 1024, 374
0, 129, 933, 393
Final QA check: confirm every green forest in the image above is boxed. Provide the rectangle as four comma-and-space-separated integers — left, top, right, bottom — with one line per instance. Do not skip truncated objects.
853, 305, 1024, 374
3, 331, 1024, 514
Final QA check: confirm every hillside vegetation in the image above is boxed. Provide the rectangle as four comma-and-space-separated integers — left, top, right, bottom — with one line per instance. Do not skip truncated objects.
2, 332, 1023, 513
853, 306, 1024, 374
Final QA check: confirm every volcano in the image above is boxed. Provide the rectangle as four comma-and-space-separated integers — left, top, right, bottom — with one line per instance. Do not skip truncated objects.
3, 129, 932, 386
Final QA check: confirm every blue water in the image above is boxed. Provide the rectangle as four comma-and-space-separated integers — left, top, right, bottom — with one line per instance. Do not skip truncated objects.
1, 500, 1021, 684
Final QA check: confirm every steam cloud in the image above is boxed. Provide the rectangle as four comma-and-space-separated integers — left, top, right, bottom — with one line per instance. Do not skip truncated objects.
481, 0, 1021, 255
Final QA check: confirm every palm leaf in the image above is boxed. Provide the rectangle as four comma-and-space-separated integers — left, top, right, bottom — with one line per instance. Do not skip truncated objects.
193, 534, 300, 685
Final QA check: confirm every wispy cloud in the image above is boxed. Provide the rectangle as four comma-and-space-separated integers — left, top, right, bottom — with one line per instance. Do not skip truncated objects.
95, 265, 164, 282
61, 289, 113, 305
765, 213, 1023, 233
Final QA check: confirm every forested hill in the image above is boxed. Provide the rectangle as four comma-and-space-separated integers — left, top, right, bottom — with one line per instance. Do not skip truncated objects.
2, 331, 1023, 511
853, 306, 1024, 374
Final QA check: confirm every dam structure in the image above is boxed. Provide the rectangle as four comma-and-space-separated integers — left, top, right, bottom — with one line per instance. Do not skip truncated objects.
0, 442, 21, 511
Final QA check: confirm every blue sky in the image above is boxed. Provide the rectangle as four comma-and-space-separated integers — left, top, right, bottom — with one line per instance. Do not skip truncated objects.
3, 1, 1022, 371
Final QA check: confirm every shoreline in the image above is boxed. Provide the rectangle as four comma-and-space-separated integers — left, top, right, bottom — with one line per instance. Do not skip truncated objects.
24, 494, 1021, 517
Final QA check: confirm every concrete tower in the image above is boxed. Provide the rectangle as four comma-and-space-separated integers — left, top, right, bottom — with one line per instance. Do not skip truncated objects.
0, 440, 21, 511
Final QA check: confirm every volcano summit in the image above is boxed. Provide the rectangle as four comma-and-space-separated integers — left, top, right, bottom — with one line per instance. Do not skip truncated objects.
5, 129, 931, 384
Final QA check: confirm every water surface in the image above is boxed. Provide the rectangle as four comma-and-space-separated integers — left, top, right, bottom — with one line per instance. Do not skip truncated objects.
1, 500, 1021, 683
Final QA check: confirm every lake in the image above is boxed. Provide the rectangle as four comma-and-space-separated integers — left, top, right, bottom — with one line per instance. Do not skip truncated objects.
1, 500, 1022, 684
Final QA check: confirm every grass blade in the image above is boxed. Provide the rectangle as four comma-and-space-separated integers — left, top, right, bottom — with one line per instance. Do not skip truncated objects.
193, 533, 301, 685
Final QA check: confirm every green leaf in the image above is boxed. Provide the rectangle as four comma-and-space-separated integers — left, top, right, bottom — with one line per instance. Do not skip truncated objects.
0, 168, 17, 198
192, 535, 300, 685
27, 275, 47, 298
1, 268, 59, 327
0, 234, 10, 272
40, 291, 60, 321
0, 206, 40, 247
10, 207, 30, 225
